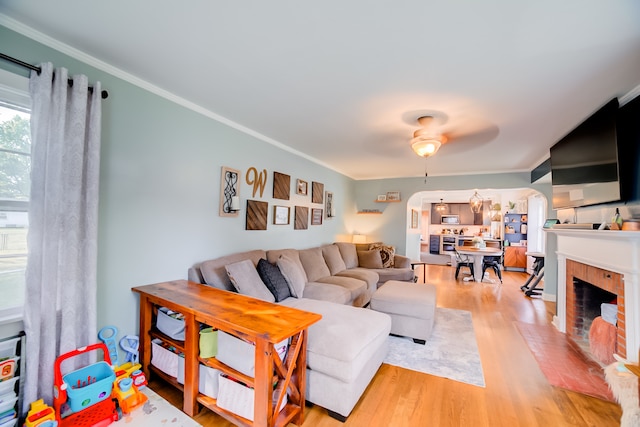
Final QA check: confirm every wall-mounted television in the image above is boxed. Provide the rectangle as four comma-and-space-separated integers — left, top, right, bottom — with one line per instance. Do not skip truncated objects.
550, 98, 621, 209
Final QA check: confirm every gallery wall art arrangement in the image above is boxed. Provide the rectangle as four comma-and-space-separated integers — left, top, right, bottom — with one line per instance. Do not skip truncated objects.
218, 166, 334, 231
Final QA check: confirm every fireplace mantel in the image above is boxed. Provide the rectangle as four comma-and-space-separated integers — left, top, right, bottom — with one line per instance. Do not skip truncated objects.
547, 229, 640, 362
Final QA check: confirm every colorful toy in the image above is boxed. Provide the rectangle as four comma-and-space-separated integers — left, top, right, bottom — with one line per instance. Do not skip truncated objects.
119, 335, 139, 364
97, 327, 120, 367
53, 343, 121, 427
24, 399, 57, 427
130, 370, 147, 389
111, 377, 147, 414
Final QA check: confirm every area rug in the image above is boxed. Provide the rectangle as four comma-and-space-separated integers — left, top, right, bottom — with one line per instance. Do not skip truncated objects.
114, 387, 201, 426
384, 307, 485, 387
515, 321, 614, 402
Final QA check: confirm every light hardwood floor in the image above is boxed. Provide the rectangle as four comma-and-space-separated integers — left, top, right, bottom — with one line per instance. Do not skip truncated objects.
149, 265, 623, 426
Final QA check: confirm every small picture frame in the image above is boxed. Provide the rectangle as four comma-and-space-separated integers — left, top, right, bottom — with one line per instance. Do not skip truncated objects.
273, 205, 290, 225
411, 209, 419, 229
377, 194, 387, 202
386, 191, 401, 201
296, 179, 308, 196
311, 208, 323, 225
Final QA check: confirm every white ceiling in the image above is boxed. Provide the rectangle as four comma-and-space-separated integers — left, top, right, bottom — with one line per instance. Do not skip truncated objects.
2, 1, 640, 180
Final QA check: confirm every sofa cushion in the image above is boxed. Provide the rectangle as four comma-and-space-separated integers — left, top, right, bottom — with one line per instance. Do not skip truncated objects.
256, 258, 291, 302
277, 255, 306, 298
198, 249, 267, 291
280, 298, 391, 383
335, 269, 379, 293
225, 259, 275, 302
369, 243, 395, 268
370, 267, 415, 283
299, 247, 331, 283
266, 249, 308, 279
316, 276, 369, 307
321, 244, 347, 275
335, 242, 358, 269
301, 282, 352, 305
357, 250, 383, 269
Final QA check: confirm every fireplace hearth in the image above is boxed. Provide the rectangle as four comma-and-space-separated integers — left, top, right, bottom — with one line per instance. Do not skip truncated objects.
566, 262, 622, 357
550, 229, 640, 363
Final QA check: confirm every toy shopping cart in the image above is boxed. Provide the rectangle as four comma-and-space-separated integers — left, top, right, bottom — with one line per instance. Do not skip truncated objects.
53, 342, 122, 427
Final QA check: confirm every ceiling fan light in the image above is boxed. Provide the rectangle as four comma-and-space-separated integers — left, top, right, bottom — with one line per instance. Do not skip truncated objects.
411, 137, 442, 157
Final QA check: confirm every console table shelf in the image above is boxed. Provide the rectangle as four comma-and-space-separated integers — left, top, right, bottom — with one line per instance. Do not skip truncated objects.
132, 280, 321, 427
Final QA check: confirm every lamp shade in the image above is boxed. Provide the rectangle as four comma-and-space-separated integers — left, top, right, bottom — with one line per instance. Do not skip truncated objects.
352, 234, 367, 244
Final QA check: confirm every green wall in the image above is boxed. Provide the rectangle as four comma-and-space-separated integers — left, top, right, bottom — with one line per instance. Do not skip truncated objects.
0, 25, 355, 340
1, 24, 562, 345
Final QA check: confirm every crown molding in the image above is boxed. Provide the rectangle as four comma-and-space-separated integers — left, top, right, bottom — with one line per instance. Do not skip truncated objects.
620, 83, 640, 106
0, 14, 344, 177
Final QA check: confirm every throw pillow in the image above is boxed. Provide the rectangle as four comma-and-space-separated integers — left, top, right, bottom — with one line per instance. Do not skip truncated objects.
357, 249, 383, 269
277, 255, 306, 298
369, 243, 396, 268
225, 259, 275, 302
322, 244, 347, 275
256, 258, 292, 302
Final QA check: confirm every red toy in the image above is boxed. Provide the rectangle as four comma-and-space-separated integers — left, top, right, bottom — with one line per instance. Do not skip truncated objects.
53, 343, 122, 427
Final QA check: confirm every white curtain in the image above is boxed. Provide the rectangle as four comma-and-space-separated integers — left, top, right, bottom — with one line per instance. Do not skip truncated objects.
23, 63, 102, 408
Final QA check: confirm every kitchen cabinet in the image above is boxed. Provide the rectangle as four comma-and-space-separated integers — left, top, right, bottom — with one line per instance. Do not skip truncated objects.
429, 235, 440, 254
430, 203, 483, 225
504, 246, 527, 271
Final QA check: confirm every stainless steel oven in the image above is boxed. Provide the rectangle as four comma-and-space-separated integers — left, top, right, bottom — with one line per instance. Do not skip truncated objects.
440, 235, 457, 254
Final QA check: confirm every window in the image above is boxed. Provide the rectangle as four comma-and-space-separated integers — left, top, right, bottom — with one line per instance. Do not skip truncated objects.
0, 69, 30, 317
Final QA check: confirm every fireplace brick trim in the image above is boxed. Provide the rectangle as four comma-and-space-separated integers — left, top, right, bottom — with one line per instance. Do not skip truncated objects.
566, 259, 625, 358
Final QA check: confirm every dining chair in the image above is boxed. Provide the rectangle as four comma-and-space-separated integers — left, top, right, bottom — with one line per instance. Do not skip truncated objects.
454, 248, 474, 280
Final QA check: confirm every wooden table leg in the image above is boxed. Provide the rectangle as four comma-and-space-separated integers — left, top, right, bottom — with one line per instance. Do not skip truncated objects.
183, 312, 199, 416
138, 295, 152, 380
254, 338, 272, 427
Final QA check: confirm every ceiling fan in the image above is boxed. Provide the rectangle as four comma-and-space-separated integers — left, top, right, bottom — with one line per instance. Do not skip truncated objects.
410, 115, 448, 157
407, 111, 500, 158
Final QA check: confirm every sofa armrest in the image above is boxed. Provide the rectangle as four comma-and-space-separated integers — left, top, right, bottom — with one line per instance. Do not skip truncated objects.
393, 254, 411, 269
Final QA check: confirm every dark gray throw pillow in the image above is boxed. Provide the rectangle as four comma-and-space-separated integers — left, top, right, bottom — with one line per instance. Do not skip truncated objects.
257, 258, 292, 302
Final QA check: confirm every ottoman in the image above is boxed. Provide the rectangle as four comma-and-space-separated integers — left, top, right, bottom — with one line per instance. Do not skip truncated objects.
370, 280, 437, 344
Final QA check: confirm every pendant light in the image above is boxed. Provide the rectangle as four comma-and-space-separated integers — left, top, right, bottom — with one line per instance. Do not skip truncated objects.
435, 199, 448, 213
469, 191, 483, 213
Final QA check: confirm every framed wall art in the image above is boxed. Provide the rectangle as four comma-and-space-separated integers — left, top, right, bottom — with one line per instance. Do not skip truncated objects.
220, 166, 240, 217
245, 200, 268, 230
294, 206, 308, 230
273, 171, 290, 200
311, 208, 323, 225
312, 181, 324, 204
386, 191, 401, 202
411, 209, 419, 229
273, 205, 290, 225
296, 179, 308, 196
325, 191, 334, 218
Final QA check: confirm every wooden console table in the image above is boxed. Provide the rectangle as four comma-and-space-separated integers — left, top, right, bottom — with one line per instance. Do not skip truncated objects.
132, 280, 321, 427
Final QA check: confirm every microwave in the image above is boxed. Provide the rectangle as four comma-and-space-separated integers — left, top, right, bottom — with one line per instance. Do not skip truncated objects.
441, 215, 460, 224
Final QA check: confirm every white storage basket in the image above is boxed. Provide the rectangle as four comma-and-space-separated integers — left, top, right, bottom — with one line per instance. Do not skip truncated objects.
156, 307, 186, 340
216, 331, 288, 377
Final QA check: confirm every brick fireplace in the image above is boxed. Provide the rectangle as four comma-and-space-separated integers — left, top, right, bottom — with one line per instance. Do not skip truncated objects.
565, 259, 625, 357
551, 229, 640, 362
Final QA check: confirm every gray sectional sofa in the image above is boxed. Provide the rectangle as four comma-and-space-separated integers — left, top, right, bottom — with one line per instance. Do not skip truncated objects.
187, 241, 414, 420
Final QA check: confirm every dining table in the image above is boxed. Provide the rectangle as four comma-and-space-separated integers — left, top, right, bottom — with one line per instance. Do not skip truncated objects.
454, 245, 503, 282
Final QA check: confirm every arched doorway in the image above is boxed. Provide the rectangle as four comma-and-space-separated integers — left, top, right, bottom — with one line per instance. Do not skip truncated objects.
405, 188, 547, 273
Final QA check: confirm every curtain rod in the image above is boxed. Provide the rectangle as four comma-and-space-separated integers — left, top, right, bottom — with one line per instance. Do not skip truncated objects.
0, 52, 109, 99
